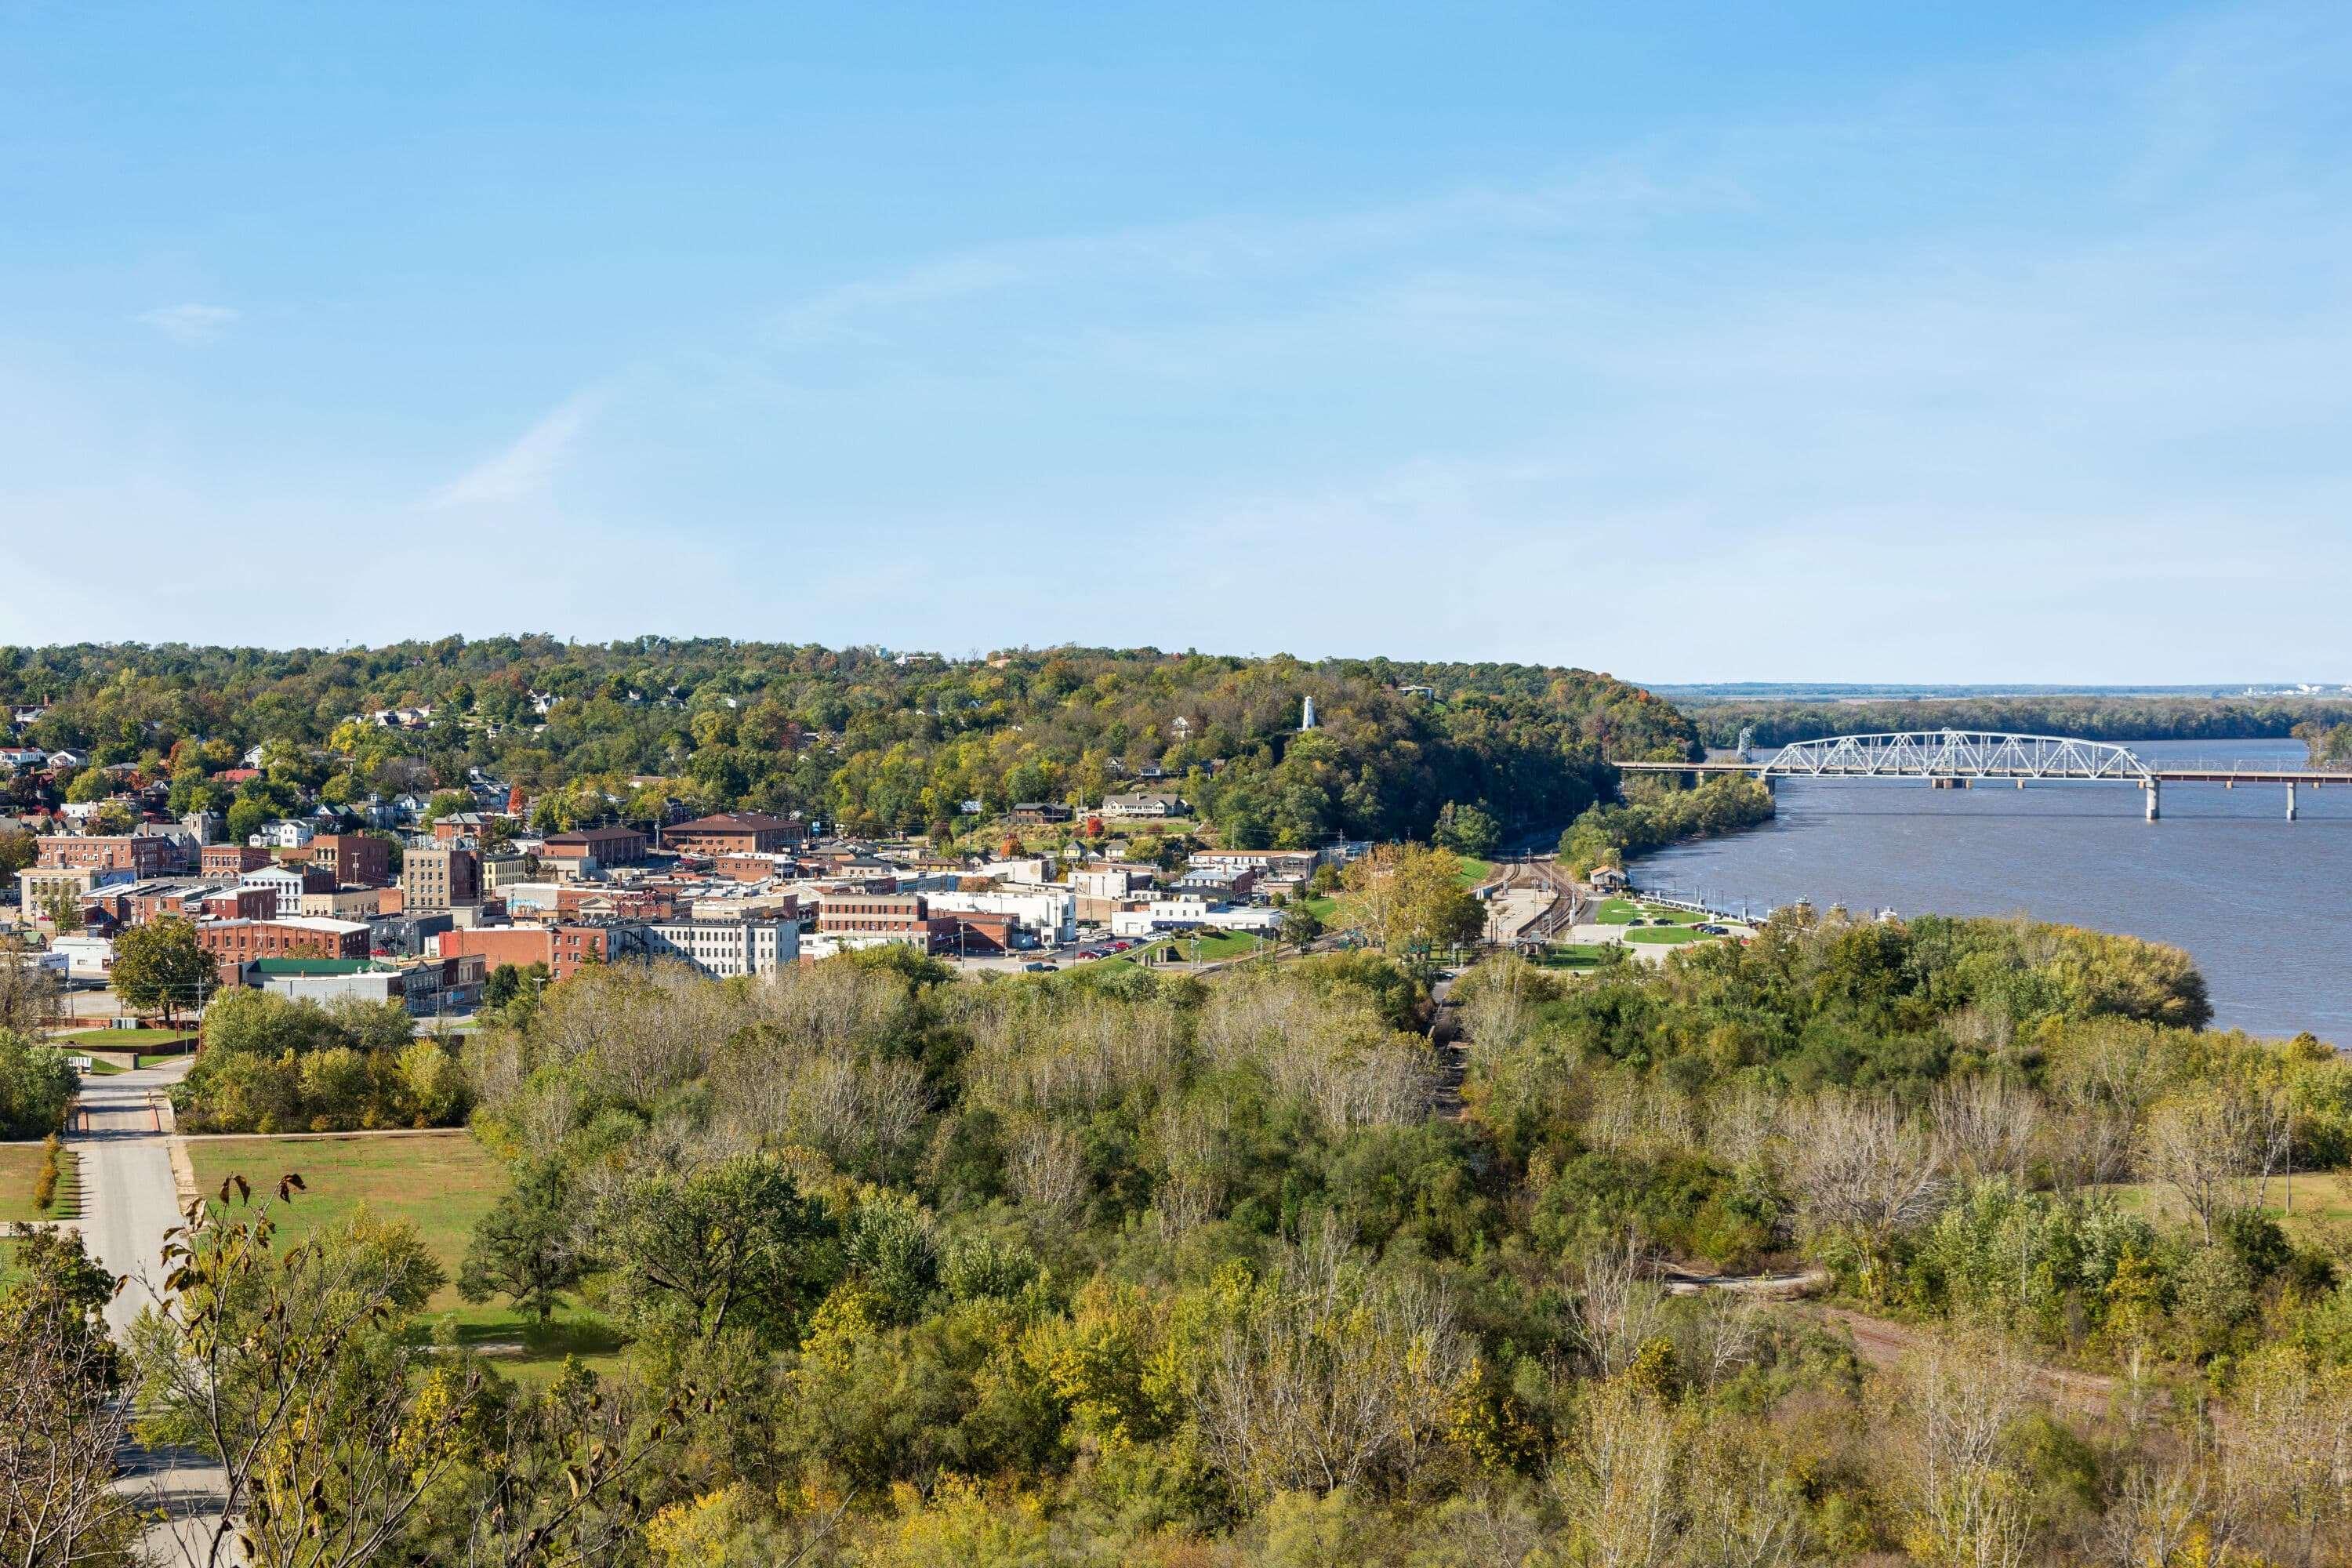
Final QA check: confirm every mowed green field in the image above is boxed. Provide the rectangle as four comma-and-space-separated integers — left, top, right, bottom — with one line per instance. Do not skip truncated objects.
1534, 944, 1616, 970
60, 1026, 199, 1051
187, 1131, 622, 1375
1625, 925, 1713, 945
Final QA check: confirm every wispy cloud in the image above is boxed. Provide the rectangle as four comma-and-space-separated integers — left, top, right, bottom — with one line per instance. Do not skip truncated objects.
136, 303, 239, 345
428, 390, 602, 509
762, 162, 1734, 350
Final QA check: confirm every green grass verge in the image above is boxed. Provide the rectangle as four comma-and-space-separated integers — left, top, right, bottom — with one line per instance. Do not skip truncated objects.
1624, 925, 1715, 945
0, 1143, 80, 1221
186, 1131, 625, 1380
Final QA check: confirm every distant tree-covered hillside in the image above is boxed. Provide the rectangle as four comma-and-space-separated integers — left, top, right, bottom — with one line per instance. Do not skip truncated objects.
1684, 693, 2350, 750
0, 640, 1697, 847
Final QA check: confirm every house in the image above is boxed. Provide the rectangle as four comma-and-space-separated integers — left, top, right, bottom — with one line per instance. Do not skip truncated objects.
1589, 865, 1630, 892
47, 750, 90, 771
1006, 802, 1073, 826
1101, 790, 1188, 820
0, 747, 45, 771
248, 819, 316, 850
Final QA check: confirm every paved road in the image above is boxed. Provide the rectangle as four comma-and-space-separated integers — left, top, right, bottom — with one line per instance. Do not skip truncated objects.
70, 1059, 191, 1337
68, 1059, 232, 1559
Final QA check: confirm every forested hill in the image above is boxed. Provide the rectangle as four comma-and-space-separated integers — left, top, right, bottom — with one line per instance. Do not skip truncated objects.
1681, 693, 2351, 750
0, 640, 1697, 846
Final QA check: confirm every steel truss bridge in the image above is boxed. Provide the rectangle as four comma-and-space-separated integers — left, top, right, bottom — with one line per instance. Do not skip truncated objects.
1613, 729, 2352, 821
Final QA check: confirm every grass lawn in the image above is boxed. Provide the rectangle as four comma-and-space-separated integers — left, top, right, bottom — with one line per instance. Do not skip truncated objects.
187, 1131, 625, 1378
79, 1058, 125, 1076
1455, 856, 1495, 889
1624, 925, 1715, 945
2100, 1172, 2352, 1246
0, 1142, 79, 1221
60, 1026, 198, 1049
1534, 943, 1617, 970
1595, 898, 1709, 927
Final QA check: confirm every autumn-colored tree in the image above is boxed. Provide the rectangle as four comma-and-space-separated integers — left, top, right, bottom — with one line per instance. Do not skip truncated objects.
1338, 844, 1484, 964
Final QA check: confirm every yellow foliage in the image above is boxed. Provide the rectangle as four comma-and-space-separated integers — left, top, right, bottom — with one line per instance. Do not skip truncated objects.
644, 1485, 752, 1568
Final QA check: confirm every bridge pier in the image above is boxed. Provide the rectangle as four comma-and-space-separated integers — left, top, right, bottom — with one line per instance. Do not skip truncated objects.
2288, 781, 2297, 821
2146, 779, 2161, 822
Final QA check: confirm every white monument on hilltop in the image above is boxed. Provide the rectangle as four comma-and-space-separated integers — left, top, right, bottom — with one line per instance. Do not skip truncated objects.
1300, 695, 1316, 731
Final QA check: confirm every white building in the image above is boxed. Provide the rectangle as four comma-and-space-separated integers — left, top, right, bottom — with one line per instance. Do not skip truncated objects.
49, 934, 117, 986
248, 819, 316, 850
643, 918, 800, 980
924, 887, 1077, 946
1110, 895, 1216, 936
238, 866, 314, 916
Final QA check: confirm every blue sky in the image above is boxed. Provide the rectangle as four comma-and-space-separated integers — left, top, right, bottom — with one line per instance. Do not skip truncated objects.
3, 2, 2348, 682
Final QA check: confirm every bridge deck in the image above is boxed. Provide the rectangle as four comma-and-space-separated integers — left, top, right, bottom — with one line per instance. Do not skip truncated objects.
1614, 760, 2352, 784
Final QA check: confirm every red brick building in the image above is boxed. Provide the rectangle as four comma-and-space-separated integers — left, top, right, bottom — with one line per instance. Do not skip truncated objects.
201, 844, 274, 877
308, 833, 391, 887
816, 893, 946, 950
540, 824, 649, 869
434, 921, 643, 981
197, 916, 372, 975
38, 834, 178, 877
663, 811, 804, 856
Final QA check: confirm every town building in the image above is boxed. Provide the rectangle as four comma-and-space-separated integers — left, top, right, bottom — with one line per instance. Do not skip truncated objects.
662, 811, 805, 856
195, 916, 373, 973
401, 846, 481, 911
38, 833, 180, 877
201, 843, 275, 878
643, 917, 799, 978
539, 823, 649, 870
815, 893, 942, 949
308, 833, 391, 887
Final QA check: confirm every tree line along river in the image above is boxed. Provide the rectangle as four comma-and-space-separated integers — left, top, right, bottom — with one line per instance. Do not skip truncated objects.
1629, 739, 2351, 1040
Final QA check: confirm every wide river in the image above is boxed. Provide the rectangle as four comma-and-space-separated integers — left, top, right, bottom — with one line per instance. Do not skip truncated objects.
1632, 738, 2350, 1040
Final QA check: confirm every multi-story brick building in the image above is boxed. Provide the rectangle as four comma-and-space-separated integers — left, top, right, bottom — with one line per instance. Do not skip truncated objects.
401, 847, 480, 911
539, 824, 649, 871
434, 920, 641, 982
196, 916, 372, 975
815, 893, 943, 950
38, 834, 180, 877
201, 844, 274, 878
308, 833, 391, 887
662, 811, 804, 857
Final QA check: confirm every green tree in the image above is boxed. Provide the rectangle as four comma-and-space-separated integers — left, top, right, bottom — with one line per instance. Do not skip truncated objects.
601, 1154, 838, 1349
0, 1029, 78, 1139
0, 827, 35, 878
110, 915, 216, 1026
459, 1159, 583, 1323
1432, 800, 1501, 858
